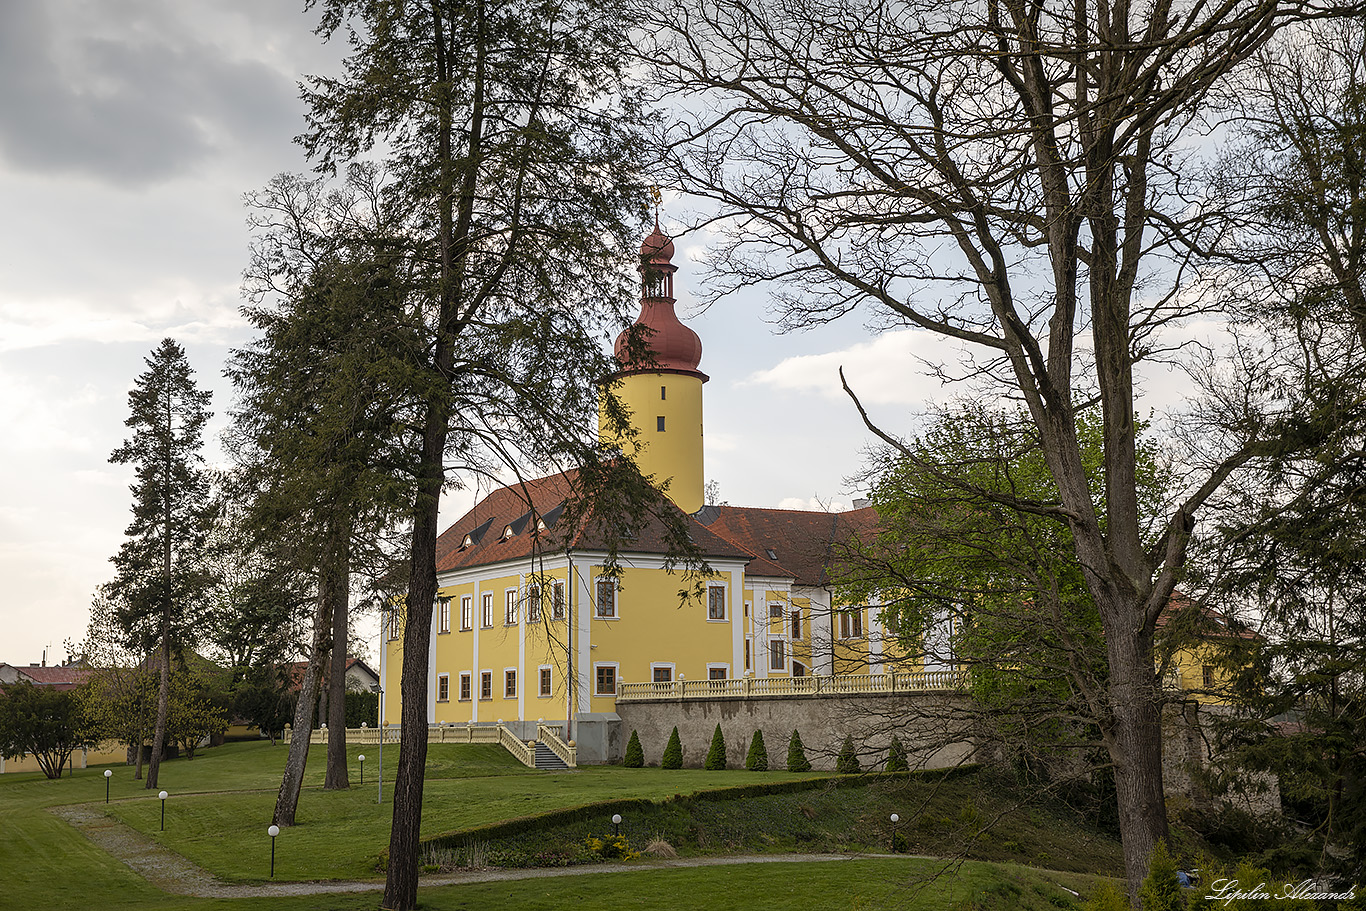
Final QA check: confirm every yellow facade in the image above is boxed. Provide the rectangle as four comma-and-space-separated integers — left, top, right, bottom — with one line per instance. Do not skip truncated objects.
599, 371, 705, 514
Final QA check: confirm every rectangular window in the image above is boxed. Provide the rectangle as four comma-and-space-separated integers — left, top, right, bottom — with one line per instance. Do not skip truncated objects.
439, 598, 451, 633
539, 666, 552, 697
459, 672, 471, 701
388, 609, 401, 641
1202, 665, 1215, 688
595, 664, 617, 695
652, 665, 673, 683
661, 385, 667, 400
768, 603, 784, 620
840, 609, 864, 639
460, 596, 472, 631
552, 581, 566, 620
596, 579, 617, 618
526, 584, 541, 622
708, 585, 727, 620
505, 669, 517, 698
791, 610, 802, 639
480, 671, 492, 700
708, 666, 728, 681
505, 589, 518, 625
437, 674, 450, 702
770, 639, 787, 671
656, 415, 666, 432
481, 593, 493, 628
745, 638, 751, 670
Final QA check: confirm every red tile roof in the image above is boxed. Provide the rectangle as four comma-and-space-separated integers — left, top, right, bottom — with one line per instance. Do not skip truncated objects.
695, 504, 880, 586
433, 470, 753, 574
13, 666, 91, 689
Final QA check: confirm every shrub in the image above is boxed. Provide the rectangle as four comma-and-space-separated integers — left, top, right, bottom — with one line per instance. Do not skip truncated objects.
661, 726, 683, 769
885, 735, 908, 772
705, 724, 727, 770
584, 834, 639, 862
1084, 882, 1130, 911
623, 730, 644, 768
786, 729, 811, 772
1138, 839, 1183, 911
745, 730, 768, 771
836, 736, 861, 774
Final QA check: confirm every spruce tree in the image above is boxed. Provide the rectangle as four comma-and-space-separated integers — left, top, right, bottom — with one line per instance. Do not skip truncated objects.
661, 727, 683, 769
786, 729, 811, 772
885, 735, 908, 772
705, 724, 727, 770
108, 338, 216, 790
623, 730, 644, 768
836, 736, 862, 774
745, 730, 768, 771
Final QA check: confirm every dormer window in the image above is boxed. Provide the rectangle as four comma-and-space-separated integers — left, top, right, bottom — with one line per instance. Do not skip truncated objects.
765, 548, 777, 560
503, 524, 515, 540
462, 533, 474, 548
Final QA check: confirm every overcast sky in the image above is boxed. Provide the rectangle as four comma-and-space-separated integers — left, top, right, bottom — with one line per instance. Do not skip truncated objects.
0, 0, 1205, 667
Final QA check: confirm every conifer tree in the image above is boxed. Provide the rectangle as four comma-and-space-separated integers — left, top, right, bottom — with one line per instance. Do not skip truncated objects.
786, 729, 811, 772
745, 730, 768, 771
108, 338, 215, 789
705, 724, 727, 770
885, 735, 908, 773
836, 736, 861, 774
623, 730, 644, 768
661, 727, 683, 769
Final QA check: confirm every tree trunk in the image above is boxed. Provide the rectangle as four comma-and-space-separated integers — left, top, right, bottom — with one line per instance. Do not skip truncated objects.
324, 544, 351, 790
144, 624, 171, 789
273, 579, 334, 826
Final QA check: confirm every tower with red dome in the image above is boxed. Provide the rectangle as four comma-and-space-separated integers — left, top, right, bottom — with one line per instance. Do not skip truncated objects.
600, 221, 708, 513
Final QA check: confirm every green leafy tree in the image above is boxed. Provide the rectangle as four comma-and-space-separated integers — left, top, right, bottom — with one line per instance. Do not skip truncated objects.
623, 730, 644, 768
705, 724, 727, 770
0, 682, 96, 779
885, 736, 908, 773
661, 727, 683, 769
107, 338, 216, 789
745, 730, 768, 771
165, 667, 229, 760
295, 2, 669, 901
836, 736, 861, 775
786, 729, 811, 773
233, 664, 295, 745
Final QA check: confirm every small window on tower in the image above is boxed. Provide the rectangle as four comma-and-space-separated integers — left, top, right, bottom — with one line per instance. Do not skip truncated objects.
657, 415, 666, 432
661, 385, 667, 400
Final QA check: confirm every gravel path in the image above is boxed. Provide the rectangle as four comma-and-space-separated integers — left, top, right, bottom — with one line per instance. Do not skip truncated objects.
51, 803, 871, 899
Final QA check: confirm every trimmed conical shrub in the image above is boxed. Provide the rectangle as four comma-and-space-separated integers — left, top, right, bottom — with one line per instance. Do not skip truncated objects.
623, 730, 644, 768
786, 729, 811, 772
705, 724, 727, 770
745, 730, 768, 771
885, 735, 908, 772
836, 735, 861, 774
661, 726, 683, 769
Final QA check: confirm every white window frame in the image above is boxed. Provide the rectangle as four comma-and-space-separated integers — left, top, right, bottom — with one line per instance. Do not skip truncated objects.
459, 671, 472, 701
706, 663, 729, 681
595, 577, 618, 619
552, 580, 566, 620
790, 609, 802, 640
479, 670, 493, 700
538, 665, 553, 697
769, 638, 788, 672
840, 608, 864, 639
481, 592, 493, 628
651, 662, 675, 683
439, 598, 451, 633
460, 595, 472, 631
593, 662, 620, 696
505, 588, 519, 626
768, 602, 785, 620
707, 584, 727, 621
526, 584, 541, 622
504, 667, 517, 698
437, 673, 450, 702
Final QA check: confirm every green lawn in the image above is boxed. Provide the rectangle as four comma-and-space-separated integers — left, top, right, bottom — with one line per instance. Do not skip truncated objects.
0, 740, 1112, 911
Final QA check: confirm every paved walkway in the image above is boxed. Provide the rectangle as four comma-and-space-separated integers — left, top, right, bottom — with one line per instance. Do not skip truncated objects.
52, 802, 878, 899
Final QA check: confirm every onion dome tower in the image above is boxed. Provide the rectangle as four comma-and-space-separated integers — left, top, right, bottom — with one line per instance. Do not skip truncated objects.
600, 220, 708, 513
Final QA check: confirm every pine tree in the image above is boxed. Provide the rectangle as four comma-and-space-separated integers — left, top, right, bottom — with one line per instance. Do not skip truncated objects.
108, 338, 216, 789
745, 730, 768, 771
623, 730, 644, 768
836, 736, 861, 774
1137, 840, 1183, 911
786, 729, 811, 772
705, 724, 727, 770
885, 735, 908, 772
661, 727, 683, 769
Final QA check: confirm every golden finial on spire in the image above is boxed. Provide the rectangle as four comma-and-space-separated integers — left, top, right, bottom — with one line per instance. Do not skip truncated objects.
649, 186, 662, 224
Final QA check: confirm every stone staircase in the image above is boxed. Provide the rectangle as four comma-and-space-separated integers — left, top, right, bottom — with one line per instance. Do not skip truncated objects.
533, 741, 570, 770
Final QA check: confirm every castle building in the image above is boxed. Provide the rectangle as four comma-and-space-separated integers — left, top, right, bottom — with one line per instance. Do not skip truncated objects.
380, 223, 892, 754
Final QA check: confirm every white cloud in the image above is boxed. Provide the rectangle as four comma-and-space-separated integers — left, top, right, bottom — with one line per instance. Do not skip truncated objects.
744, 329, 956, 406
777, 496, 851, 512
